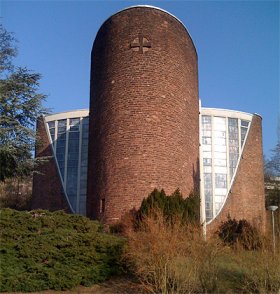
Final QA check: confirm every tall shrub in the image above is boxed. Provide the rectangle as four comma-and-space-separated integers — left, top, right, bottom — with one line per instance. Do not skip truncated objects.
218, 217, 262, 250
125, 209, 222, 294
136, 188, 200, 227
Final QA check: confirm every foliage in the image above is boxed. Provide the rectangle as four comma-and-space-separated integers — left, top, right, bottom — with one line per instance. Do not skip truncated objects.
125, 210, 280, 294
0, 24, 47, 181
125, 209, 223, 294
218, 217, 262, 250
265, 142, 280, 177
0, 177, 32, 210
0, 209, 125, 292
264, 152, 280, 241
266, 186, 280, 206
266, 186, 280, 242
0, 24, 17, 72
135, 188, 200, 228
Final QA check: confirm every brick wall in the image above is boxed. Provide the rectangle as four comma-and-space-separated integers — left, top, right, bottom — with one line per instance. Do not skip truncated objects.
87, 7, 199, 223
31, 117, 71, 212
207, 115, 266, 235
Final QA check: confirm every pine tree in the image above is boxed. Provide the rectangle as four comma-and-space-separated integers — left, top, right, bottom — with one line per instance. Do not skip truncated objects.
0, 24, 47, 181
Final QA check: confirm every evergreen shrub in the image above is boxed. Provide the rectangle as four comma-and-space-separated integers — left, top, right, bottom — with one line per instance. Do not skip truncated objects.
218, 217, 262, 250
0, 208, 125, 292
135, 188, 200, 228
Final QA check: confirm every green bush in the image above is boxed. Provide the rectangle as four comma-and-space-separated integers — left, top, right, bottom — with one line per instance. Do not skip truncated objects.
0, 208, 125, 292
218, 217, 262, 250
135, 188, 200, 227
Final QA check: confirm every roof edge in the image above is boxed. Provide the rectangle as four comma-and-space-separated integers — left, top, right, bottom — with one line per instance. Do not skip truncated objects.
99, 5, 198, 58
44, 109, 89, 122
201, 107, 254, 118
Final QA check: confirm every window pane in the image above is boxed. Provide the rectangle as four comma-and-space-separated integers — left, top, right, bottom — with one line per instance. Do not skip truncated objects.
215, 166, 227, 173
228, 118, 238, 127
58, 119, 66, 127
202, 145, 211, 152
202, 137, 211, 145
215, 173, 227, 188
58, 126, 66, 134
70, 118, 80, 132
70, 118, 80, 125
214, 152, 226, 159
204, 166, 212, 173
213, 145, 226, 152
241, 120, 249, 127
204, 173, 212, 189
213, 117, 226, 131
48, 121, 55, 128
213, 138, 226, 146
213, 117, 226, 125
202, 116, 211, 124
203, 158, 212, 166
214, 131, 226, 138
203, 151, 212, 158
215, 188, 227, 196
214, 159, 226, 167
202, 130, 211, 137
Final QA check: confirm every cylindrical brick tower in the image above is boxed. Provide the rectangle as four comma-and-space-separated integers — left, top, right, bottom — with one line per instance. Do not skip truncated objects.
87, 6, 199, 223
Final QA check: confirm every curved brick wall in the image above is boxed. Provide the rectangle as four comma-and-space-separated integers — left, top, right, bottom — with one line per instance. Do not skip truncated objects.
87, 6, 199, 223
207, 115, 266, 234
31, 117, 71, 212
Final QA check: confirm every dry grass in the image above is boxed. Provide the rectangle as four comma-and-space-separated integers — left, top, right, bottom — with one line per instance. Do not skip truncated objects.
236, 248, 280, 293
124, 210, 280, 294
0, 177, 32, 210
124, 210, 223, 294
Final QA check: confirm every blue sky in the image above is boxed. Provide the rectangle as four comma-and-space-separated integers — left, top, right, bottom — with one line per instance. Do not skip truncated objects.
1, 0, 279, 158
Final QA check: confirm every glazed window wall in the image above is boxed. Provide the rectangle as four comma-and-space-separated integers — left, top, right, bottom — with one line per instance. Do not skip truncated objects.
228, 118, 239, 179
241, 120, 249, 147
47, 116, 89, 215
56, 120, 67, 179
48, 121, 55, 142
213, 117, 227, 216
202, 116, 213, 221
201, 115, 250, 222
79, 117, 89, 216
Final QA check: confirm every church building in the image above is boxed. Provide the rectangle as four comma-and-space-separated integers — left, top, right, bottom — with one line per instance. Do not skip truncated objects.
32, 6, 266, 234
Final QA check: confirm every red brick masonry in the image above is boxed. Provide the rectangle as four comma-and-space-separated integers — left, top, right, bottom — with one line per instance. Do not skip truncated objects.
207, 115, 266, 234
87, 6, 200, 223
31, 117, 71, 213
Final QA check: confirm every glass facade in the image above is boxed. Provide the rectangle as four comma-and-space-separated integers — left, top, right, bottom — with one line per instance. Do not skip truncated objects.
201, 110, 251, 222
56, 119, 67, 179
44, 108, 252, 221
79, 117, 89, 216
46, 112, 89, 215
